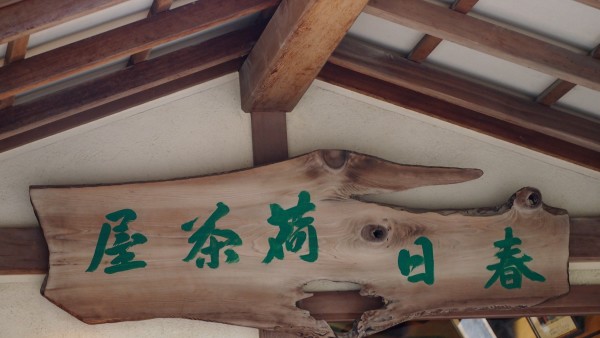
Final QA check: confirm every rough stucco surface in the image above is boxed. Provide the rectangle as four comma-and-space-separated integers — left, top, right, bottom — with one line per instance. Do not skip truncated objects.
0, 277, 258, 338
0, 75, 598, 336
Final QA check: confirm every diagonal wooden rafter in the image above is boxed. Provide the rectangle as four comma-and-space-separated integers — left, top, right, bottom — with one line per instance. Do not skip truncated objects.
329, 36, 600, 154
365, 0, 600, 91
537, 44, 600, 106
0, 27, 263, 153
239, 0, 369, 113
0, 0, 279, 101
575, 0, 600, 10
407, 0, 478, 63
0, 0, 127, 44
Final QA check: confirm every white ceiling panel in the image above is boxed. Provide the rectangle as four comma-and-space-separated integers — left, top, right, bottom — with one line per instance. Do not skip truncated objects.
427, 40, 556, 97
347, 12, 424, 54
472, 0, 600, 51
557, 85, 600, 119
27, 0, 153, 50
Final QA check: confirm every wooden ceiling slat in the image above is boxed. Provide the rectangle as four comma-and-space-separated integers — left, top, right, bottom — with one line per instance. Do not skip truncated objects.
365, 0, 600, 91
239, 0, 368, 113
0, 0, 279, 101
318, 63, 600, 171
536, 80, 577, 106
0, 27, 263, 153
0, 0, 127, 44
536, 44, 600, 106
0, 35, 28, 109
4, 35, 29, 63
128, 0, 174, 66
330, 36, 600, 153
408, 0, 478, 63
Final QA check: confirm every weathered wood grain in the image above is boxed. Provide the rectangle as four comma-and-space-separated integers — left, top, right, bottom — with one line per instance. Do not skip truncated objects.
31, 150, 572, 337
0, 0, 126, 44
239, 0, 368, 113
0, 0, 279, 100
317, 63, 600, 172
366, 0, 600, 91
329, 36, 600, 153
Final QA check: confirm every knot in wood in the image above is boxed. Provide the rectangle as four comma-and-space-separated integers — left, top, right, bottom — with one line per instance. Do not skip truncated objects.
514, 187, 543, 210
320, 149, 348, 169
361, 224, 388, 242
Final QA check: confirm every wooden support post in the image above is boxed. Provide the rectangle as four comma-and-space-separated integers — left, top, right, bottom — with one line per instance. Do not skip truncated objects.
251, 112, 288, 166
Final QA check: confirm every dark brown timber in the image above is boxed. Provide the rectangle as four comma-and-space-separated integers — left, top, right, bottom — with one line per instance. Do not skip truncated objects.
0, 35, 29, 109
366, 0, 600, 91
0, 0, 279, 100
317, 63, 600, 172
251, 112, 288, 166
329, 36, 600, 153
575, 0, 600, 10
536, 44, 600, 106
407, 0, 478, 62
0, 27, 263, 152
0, 0, 127, 44
128, 0, 174, 65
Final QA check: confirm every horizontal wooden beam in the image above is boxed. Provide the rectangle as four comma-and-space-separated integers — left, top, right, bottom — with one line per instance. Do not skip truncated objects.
318, 63, 600, 172
0, 0, 127, 44
0, 0, 279, 100
365, 0, 600, 91
299, 285, 600, 322
239, 0, 368, 113
329, 36, 600, 154
0, 27, 262, 152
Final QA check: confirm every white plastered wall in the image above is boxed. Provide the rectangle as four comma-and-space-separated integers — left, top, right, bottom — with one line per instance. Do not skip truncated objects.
1, 74, 599, 337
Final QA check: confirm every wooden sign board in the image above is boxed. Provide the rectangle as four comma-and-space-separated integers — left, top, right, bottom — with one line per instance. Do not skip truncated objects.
30, 150, 570, 337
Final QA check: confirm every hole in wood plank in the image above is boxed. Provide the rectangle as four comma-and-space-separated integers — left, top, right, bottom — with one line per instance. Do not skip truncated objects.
296, 290, 385, 322
513, 187, 543, 210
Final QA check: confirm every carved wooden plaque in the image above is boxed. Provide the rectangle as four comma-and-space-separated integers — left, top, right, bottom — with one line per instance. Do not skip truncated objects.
31, 150, 570, 337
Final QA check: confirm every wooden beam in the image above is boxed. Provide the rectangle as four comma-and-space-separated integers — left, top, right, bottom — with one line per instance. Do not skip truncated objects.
299, 285, 600, 321
536, 44, 600, 106
0, 0, 279, 100
251, 112, 288, 165
365, 0, 600, 91
0, 227, 48, 274
317, 63, 600, 172
4, 35, 29, 63
0, 60, 244, 154
407, 0, 477, 63
536, 80, 577, 106
0, 0, 127, 44
575, 0, 600, 10
239, 0, 368, 113
0, 35, 29, 109
0, 27, 263, 153
329, 36, 600, 153
128, 0, 174, 65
